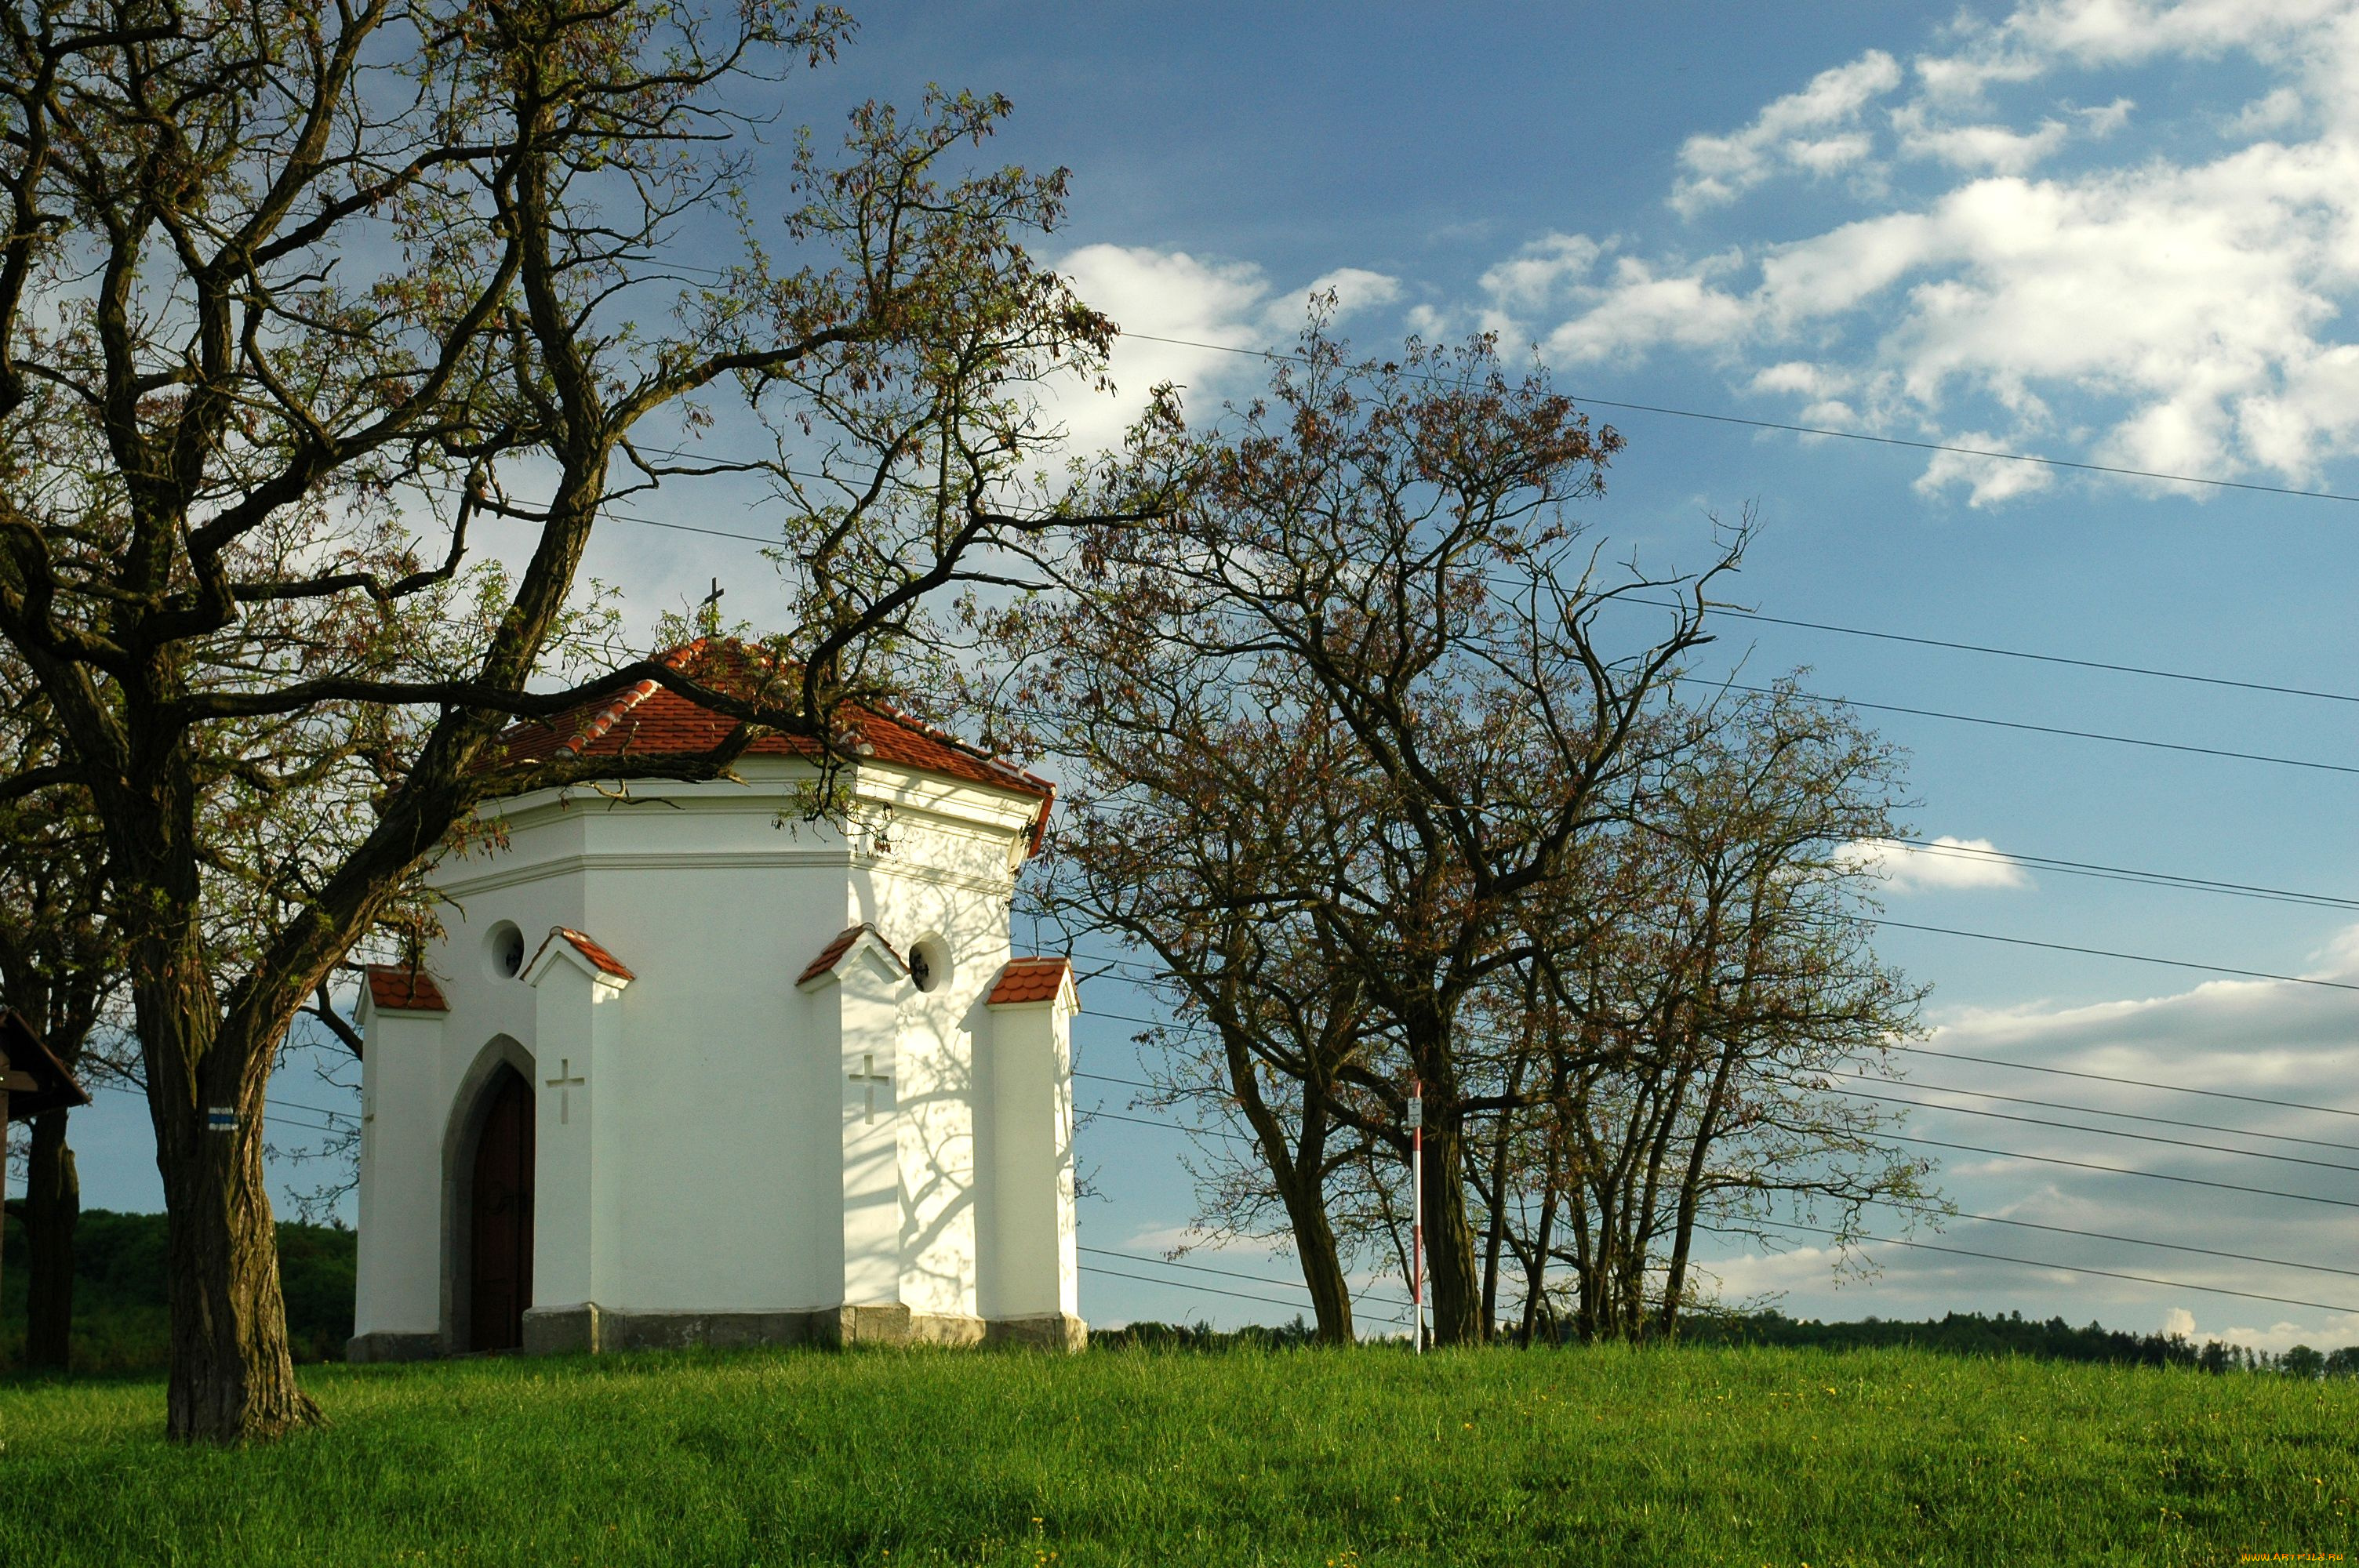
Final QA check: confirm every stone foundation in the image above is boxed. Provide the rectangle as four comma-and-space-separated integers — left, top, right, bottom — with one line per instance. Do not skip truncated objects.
984, 1313, 1089, 1352
477, 1302, 1075, 1357
345, 1330, 445, 1363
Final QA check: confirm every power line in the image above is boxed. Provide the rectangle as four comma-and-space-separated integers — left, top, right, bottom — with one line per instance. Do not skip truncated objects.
90, 1080, 351, 1139
1897, 1044, 2359, 1123
455, 470, 2359, 800
1078, 994, 2359, 1118
1866, 920, 2359, 994
1704, 1219, 2359, 1316
1078, 1105, 1252, 1145
466, 441, 2359, 742
1877, 839, 2359, 913
1881, 1131, 2359, 1210
1834, 1087, 2359, 1175
1078, 1007, 2359, 1208
1875, 1203, 2359, 1284
1119, 329, 2359, 510
1720, 680, 2359, 779
1730, 1221, 2359, 1318
1819, 1071, 2359, 1156
1094, 1055, 2359, 1164
1085, 1059, 2359, 1209
1078, 1078, 2359, 1298
1078, 1264, 1314, 1316
1674, 601, 2359, 707
1078, 1243, 1409, 1327
1080, 1243, 1310, 1294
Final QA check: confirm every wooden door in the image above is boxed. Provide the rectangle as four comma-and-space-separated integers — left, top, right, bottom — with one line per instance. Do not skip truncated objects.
468, 1067, 535, 1351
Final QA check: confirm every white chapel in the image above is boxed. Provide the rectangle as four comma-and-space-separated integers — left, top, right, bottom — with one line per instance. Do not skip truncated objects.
347, 644, 1083, 1358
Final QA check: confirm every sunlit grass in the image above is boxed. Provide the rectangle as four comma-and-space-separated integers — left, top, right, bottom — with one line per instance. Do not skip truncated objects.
2, 1344, 2353, 1565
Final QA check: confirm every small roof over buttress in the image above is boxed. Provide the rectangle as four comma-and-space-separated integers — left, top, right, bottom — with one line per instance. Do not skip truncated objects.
797, 924, 906, 987
1, 1011, 90, 1120
528, 927, 636, 983
987, 956, 1077, 1007
365, 965, 450, 1014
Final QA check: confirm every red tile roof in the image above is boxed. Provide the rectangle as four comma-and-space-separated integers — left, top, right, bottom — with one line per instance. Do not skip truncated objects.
365, 965, 449, 1013
987, 956, 1075, 1007
798, 924, 905, 986
530, 927, 635, 982
493, 642, 1055, 833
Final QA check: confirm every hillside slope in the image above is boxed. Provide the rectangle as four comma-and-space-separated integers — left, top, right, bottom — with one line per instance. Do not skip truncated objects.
2, 1345, 2353, 1565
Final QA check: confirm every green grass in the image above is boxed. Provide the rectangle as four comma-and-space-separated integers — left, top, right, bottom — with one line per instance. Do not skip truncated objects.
2, 1345, 2353, 1566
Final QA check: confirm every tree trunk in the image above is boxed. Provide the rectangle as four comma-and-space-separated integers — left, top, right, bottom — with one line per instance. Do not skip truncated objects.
1422, 1104, 1481, 1346
133, 924, 320, 1443
1217, 1019, 1354, 1345
153, 1084, 318, 1442
1272, 1167, 1354, 1345
24, 1109, 77, 1370
1518, 1110, 1566, 1346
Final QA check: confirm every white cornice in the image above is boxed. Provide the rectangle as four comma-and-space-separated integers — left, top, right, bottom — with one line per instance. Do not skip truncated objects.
475, 757, 1041, 840
432, 848, 1021, 900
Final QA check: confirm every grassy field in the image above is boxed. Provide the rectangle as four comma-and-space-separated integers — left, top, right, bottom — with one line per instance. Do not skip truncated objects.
2, 1345, 2353, 1566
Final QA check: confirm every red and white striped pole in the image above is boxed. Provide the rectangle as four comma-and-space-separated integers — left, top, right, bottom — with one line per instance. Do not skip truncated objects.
1408, 1079, 1424, 1355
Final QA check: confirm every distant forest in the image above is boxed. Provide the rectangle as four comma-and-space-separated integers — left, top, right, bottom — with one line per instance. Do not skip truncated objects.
2, 1210, 353, 1374
8, 1213, 2350, 1378
1099, 1310, 2359, 1375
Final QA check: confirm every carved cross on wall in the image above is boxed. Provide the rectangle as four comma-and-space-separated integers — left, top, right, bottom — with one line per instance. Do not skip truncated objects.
546, 1058, 586, 1125
848, 1053, 892, 1124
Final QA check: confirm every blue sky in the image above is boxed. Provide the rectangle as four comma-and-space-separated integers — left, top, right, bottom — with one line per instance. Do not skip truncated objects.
38, 2, 2359, 1352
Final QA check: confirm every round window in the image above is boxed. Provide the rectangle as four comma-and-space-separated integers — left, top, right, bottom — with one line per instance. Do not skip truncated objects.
485, 920, 526, 980
908, 935, 950, 994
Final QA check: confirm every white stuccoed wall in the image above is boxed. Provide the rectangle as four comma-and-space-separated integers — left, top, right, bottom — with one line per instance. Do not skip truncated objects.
350, 754, 1067, 1355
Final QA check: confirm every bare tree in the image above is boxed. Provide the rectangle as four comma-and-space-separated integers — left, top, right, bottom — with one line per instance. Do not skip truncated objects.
1041, 324, 1742, 1345
1516, 684, 1936, 1341
0, 0, 1142, 1439
1032, 666, 1392, 1342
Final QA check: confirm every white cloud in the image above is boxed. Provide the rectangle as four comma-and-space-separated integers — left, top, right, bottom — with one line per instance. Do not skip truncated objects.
2229, 85, 2306, 136
1545, 253, 1755, 365
1695, 930, 2359, 1339
2074, 96, 2137, 136
1479, 232, 1606, 314
1672, 50, 1904, 215
1052, 246, 1405, 455
1499, 2, 2359, 500
1267, 267, 1403, 335
1843, 835, 2036, 893
1913, 435, 2058, 506
1916, 0, 2346, 102
1893, 105, 2070, 172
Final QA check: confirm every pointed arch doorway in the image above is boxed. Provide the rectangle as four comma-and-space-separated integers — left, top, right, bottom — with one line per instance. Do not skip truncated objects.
467, 1066, 535, 1351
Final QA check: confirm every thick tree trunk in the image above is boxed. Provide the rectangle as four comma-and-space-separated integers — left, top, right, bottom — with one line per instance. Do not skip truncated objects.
1218, 1018, 1354, 1345
24, 1109, 78, 1370
1272, 1168, 1354, 1345
131, 906, 320, 1443
151, 1076, 318, 1443
1422, 1107, 1481, 1346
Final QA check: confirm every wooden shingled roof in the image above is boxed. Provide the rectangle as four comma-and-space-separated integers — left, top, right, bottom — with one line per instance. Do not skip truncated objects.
492, 641, 1054, 844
